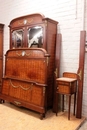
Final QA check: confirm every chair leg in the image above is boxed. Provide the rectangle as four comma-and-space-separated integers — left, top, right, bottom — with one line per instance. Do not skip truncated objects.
62, 95, 64, 112
68, 95, 71, 120
56, 93, 58, 116
73, 93, 76, 115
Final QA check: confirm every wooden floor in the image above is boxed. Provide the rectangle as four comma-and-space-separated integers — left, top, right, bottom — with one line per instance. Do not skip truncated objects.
0, 102, 86, 130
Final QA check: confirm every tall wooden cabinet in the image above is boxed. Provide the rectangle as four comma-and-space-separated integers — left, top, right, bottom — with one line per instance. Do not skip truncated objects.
0, 13, 61, 118
0, 24, 4, 92
8, 13, 59, 108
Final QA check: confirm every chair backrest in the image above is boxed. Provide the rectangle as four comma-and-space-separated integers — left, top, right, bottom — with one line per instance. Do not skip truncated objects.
63, 72, 77, 79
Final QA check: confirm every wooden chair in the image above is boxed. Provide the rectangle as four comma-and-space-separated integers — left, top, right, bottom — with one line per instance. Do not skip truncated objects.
56, 72, 78, 120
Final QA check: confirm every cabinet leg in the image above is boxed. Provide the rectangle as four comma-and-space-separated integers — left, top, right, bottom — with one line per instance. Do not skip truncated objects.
0, 99, 1, 103
40, 113, 45, 120
68, 95, 71, 120
0, 99, 5, 103
43, 113, 45, 118
56, 93, 58, 116
62, 95, 64, 112
73, 93, 76, 115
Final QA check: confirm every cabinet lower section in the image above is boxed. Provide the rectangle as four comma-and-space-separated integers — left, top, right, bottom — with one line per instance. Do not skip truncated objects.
0, 48, 49, 119
0, 78, 47, 119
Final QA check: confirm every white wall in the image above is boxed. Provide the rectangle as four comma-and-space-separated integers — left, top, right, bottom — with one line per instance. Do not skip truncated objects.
0, 0, 87, 117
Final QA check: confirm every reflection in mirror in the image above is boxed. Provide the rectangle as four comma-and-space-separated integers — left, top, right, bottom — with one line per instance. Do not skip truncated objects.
28, 26, 43, 48
12, 30, 23, 48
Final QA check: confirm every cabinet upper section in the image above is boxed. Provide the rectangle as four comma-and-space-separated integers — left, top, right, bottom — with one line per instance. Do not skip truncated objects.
9, 13, 58, 28
9, 13, 58, 49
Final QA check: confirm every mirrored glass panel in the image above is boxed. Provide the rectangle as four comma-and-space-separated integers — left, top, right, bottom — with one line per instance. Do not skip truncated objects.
12, 29, 23, 48
28, 26, 43, 48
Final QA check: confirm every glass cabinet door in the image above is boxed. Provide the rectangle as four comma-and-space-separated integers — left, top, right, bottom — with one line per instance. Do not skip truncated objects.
12, 29, 23, 49
28, 26, 43, 48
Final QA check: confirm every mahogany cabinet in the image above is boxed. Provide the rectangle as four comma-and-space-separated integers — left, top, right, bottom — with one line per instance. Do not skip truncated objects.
0, 24, 4, 92
8, 13, 59, 109
0, 48, 50, 119
0, 14, 61, 117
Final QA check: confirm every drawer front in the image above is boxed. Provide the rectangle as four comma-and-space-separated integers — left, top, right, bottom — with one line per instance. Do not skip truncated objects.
58, 85, 70, 94
2, 79, 45, 106
57, 82, 77, 94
